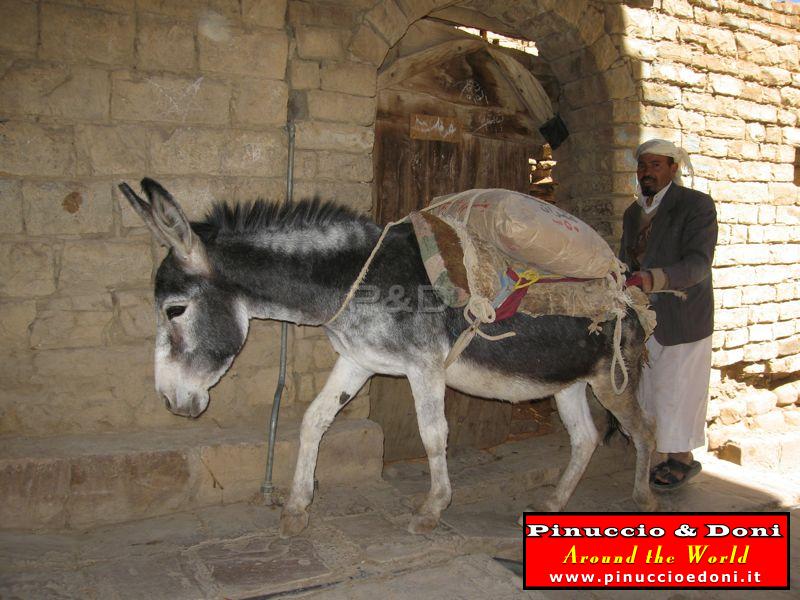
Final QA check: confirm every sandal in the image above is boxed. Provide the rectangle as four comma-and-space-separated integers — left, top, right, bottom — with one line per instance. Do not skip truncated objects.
650, 458, 701, 491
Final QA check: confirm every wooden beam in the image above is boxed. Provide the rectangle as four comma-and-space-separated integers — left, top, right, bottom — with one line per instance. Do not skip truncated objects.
487, 47, 554, 124
378, 39, 485, 90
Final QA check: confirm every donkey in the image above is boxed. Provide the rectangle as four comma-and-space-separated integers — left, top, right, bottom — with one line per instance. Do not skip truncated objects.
120, 178, 657, 537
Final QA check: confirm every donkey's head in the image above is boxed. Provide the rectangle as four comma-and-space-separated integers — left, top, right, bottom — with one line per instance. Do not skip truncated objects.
119, 179, 249, 418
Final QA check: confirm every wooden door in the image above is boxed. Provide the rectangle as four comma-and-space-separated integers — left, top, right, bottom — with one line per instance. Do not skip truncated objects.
371, 75, 533, 460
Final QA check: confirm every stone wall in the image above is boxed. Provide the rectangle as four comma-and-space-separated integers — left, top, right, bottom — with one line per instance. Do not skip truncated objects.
0, 0, 371, 436
1, 0, 798, 444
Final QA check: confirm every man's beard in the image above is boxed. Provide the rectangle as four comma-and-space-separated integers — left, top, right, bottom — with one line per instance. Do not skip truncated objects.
639, 178, 658, 195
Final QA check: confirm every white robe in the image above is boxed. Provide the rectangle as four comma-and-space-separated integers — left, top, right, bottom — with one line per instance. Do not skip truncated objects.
637, 334, 713, 453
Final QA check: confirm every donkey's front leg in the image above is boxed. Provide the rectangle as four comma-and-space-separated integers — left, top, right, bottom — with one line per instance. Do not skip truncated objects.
406, 367, 451, 534
280, 356, 372, 537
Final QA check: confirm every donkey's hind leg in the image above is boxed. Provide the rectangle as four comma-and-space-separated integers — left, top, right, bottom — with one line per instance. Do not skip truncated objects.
406, 367, 451, 534
543, 381, 601, 511
589, 371, 657, 512
280, 356, 372, 538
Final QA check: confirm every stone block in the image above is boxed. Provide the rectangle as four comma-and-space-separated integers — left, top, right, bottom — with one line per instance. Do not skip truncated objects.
769, 183, 798, 206
75, 125, 147, 176
714, 243, 769, 267
709, 73, 742, 96
0, 459, 71, 530
778, 335, 800, 357
59, 241, 152, 292
718, 437, 779, 469
590, 34, 620, 72
784, 408, 800, 427
222, 130, 286, 177
0, 243, 56, 297
735, 99, 778, 124
745, 122, 766, 142
705, 116, 746, 140
714, 307, 748, 329
743, 341, 778, 362
23, 181, 113, 236
748, 410, 787, 433
719, 287, 741, 308
0, 179, 23, 234
112, 289, 154, 341
149, 127, 226, 175
718, 397, 746, 425
776, 206, 800, 225
768, 354, 800, 375
295, 26, 346, 61
366, 0, 407, 46
199, 27, 287, 79
777, 109, 797, 127
0, 122, 75, 177
293, 181, 372, 213
290, 60, 320, 90
773, 382, 799, 407
741, 285, 775, 304
748, 320, 774, 342
0, 300, 36, 350
243, 0, 287, 28
724, 181, 769, 208
0, 0, 37, 54
749, 302, 779, 325
40, 3, 134, 66
30, 306, 113, 350
232, 79, 288, 127
295, 121, 374, 153
320, 62, 376, 97
0, 62, 110, 122
773, 319, 796, 338
603, 65, 637, 100
728, 140, 760, 161
757, 66, 792, 87
136, 14, 197, 73
725, 328, 748, 349
349, 24, 389, 66
307, 90, 375, 126
316, 151, 372, 182
288, 0, 357, 28
662, 0, 694, 18
111, 72, 231, 126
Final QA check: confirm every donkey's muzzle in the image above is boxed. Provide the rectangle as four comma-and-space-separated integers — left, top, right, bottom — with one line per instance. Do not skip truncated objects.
161, 390, 207, 418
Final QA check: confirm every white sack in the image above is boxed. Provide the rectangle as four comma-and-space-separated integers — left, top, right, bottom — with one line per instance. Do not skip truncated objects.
432, 189, 617, 279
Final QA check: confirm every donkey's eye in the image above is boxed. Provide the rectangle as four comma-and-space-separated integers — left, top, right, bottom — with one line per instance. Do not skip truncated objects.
165, 305, 187, 320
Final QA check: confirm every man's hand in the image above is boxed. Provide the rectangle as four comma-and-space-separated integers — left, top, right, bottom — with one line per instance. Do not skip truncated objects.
628, 270, 654, 292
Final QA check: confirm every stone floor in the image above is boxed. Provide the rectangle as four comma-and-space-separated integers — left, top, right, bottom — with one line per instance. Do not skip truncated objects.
1, 431, 798, 599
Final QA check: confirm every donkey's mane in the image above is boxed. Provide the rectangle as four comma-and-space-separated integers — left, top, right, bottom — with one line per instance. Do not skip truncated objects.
198, 198, 375, 237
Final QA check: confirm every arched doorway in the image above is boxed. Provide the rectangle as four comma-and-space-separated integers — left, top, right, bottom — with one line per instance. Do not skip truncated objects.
358, 0, 628, 459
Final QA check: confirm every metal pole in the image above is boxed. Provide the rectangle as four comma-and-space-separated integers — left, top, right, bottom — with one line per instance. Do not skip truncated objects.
261, 122, 295, 504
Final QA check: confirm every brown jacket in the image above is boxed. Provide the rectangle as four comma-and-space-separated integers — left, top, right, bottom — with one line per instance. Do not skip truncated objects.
619, 184, 718, 346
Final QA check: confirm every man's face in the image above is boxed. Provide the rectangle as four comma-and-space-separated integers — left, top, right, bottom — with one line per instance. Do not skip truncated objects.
637, 153, 679, 196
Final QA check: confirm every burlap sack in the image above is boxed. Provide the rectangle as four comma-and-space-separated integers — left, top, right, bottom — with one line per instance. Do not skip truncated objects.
431, 188, 618, 279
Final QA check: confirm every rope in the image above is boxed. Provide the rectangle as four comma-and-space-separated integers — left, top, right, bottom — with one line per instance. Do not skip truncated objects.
325, 194, 468, 326
325, 217, 403, 325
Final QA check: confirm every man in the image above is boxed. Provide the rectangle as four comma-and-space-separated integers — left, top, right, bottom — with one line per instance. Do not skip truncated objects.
619, 139, 718, 491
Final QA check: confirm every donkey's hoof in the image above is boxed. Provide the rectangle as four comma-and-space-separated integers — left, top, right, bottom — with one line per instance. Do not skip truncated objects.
279, 509, 309, 538
408, 513, 439, 535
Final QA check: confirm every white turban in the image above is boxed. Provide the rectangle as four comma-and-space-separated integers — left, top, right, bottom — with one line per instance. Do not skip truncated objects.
634, 138, 694, 187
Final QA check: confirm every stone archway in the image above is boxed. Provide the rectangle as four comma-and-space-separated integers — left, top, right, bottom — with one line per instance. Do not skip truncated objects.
355, 0, 643, 458
349, 0, 640, 241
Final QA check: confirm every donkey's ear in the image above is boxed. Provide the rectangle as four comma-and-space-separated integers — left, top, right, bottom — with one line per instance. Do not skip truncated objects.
137, 178, 209, 274
118, 181, 173, 248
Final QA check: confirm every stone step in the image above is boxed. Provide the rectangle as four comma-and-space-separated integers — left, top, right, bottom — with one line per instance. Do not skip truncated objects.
0, 418, 383, 531
717, 429, 800, 473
